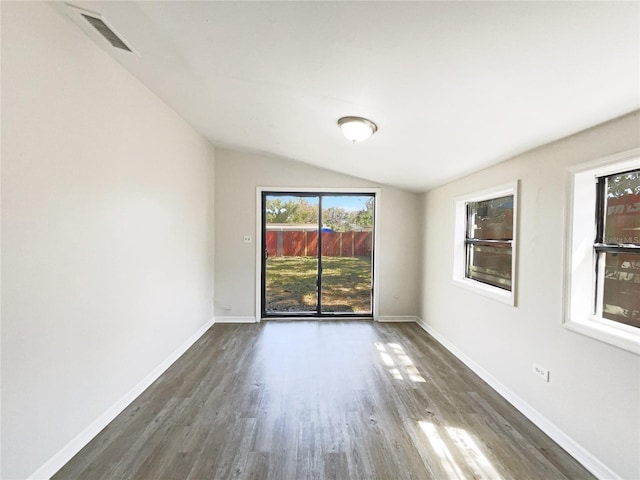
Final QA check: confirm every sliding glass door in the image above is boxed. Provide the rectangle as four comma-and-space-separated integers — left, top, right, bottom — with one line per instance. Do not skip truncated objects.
263, 194, 320, 313
262, 192, 374, 317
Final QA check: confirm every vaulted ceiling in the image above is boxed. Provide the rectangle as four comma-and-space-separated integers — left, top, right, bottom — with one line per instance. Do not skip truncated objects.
59, 1, 639, 192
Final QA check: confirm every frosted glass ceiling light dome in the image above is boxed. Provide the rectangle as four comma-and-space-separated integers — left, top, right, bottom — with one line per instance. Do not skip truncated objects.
338, 116, 377, 143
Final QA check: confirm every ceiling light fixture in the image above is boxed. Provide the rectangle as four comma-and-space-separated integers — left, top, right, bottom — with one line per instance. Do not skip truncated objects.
338, 116, 378, 143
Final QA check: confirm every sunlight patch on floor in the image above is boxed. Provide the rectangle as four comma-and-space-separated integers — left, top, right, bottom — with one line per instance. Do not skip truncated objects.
419, 421, 503, 480
380, 351, 395, 367
446, 426, 503, 479
420, 421, 467, 479
375, 342, 426, 382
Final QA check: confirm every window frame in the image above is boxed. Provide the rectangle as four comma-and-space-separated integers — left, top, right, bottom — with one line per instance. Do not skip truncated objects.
255, 186, 382, 321
453, 181, 519, 306
563, 148, 640, 354
594, 168, 640, 326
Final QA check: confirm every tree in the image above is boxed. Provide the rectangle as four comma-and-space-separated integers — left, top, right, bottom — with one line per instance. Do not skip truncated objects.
266, 198, 299, 223
348, 197, 374, 228
289, 199, 318, 224
266, 196, 375, 230
607, 170, 640, 198
323, 207, 350, 231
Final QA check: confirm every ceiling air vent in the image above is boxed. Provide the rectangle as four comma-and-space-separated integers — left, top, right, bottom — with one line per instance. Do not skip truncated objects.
64, 4, 137, 55
81, 14, 132, 52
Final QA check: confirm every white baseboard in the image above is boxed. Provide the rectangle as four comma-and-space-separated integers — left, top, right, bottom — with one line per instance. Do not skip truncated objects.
214, 316, 257, 323
414, 317, 620, 480
28, 317, 216, 480
376, 315, 419, 323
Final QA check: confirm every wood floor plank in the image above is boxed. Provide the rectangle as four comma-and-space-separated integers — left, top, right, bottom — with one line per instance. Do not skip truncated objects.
53, 321, 595, 480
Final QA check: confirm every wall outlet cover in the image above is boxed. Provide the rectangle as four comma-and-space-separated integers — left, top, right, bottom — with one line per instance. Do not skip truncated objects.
533, 363, 550, 382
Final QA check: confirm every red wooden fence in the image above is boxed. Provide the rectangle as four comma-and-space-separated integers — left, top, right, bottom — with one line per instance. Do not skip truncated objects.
266, 231, 372, 257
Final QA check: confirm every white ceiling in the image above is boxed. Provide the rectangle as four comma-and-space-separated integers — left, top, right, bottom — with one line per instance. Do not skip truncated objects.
60, 1, 639, 192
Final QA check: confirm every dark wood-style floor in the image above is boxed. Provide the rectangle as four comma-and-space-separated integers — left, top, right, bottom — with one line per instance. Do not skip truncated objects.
54, 321, 594, 480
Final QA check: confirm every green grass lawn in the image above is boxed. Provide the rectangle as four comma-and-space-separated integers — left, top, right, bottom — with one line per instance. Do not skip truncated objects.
265, 256, 372, 313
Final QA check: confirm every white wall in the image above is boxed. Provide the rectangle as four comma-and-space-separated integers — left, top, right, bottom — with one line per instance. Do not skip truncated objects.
419, 111, 640, 479
1, 3, 215, 478
214, 148, 420, 320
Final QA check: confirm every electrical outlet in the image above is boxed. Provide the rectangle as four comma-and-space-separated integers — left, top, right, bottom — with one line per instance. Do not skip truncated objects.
243, 235, 252, 243
532, 363, 549, 382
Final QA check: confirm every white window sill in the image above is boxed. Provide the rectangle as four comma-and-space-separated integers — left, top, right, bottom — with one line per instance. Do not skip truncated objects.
563, 148, 640, 356
453, 277, 515, 306
563, 318, 640, 355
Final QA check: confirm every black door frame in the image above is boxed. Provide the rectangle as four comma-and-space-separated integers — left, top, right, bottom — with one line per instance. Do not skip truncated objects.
261, 191, 375, 319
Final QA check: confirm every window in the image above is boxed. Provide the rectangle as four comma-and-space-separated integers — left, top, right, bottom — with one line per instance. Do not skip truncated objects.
454, 181, 518, 305
594, 169, 640, 328
466, 195, 514, 290
564, 149, 640, 354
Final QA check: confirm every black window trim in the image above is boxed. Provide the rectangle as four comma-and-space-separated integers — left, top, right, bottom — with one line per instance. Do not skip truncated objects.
594, 167, 640, 249
593, 167, 640, 323
464, 197, 514, 291
260, 191, 376, 319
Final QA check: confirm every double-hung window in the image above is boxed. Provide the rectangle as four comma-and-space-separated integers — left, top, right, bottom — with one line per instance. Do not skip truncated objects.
454, 181, 518, 305
465, 196, 514, 290
564, 149, 640, 354
593, 169, 640, 329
